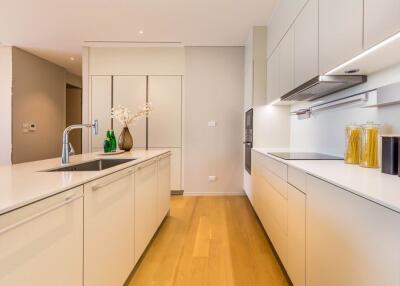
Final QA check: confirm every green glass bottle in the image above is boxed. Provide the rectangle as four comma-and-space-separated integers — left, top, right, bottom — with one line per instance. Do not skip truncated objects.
103, 137, 112, 153
109, 130, 117, 152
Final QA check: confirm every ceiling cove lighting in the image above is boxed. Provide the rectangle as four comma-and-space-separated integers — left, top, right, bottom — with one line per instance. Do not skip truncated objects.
268, 98, 281, 106
326, 31, 400, 75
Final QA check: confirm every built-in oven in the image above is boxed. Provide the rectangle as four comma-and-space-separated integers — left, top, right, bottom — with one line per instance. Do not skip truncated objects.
244, 109, 253, 174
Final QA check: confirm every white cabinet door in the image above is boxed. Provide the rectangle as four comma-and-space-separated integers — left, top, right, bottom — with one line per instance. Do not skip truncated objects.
306, 175, 400, 286
319, 0, 363, 74
148, 76, 182, 148
113, 76, 147, 148
149, 147, 181, 190
266, 50, 280, 103
135, 159, 158, 264
91, 76, 112, 151
252, 26, 267, 106
294, 0, 319, 86
158, 153, 171, 224
267, 0, 309, 58
84, 169, 134, 286
287, 184, 306, 286
0, 187, 83, 286
364, 0, 400, 49
279, 26, 295, 97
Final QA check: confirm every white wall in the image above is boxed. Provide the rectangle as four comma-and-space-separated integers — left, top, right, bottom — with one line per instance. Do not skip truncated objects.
290, 63, 400, 156
184, 47, 244, 195
0, 47, 12, 165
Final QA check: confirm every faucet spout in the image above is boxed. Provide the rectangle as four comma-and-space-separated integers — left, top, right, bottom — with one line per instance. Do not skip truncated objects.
61, 120, 99, 165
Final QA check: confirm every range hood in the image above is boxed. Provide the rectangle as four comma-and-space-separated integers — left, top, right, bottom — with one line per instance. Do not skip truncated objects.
281, 75, 367, 101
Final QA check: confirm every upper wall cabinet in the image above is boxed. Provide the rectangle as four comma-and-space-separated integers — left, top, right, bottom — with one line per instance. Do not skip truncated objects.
267, 0, 308, 58
266, 49, 280, 104
364, 0, 400, 49
294, 0, 319, 86
279, 26, 295, 97
244, 26, 267, 109
319, 0, 363, 74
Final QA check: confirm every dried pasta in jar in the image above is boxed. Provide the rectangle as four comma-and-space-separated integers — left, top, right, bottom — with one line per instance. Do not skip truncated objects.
345, 125, 361, 164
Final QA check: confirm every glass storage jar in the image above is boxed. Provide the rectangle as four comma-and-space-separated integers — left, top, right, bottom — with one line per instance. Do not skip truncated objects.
344, 124, 361, 164
359, 123, 382, 168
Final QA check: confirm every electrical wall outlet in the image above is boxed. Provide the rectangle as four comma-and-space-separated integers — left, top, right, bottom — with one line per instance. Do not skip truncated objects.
22, 122, 37, 133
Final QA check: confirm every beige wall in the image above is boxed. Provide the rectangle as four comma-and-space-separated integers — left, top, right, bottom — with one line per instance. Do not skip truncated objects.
184, 47, 244, 195
12, 47, 67, 164
0, 47, 12, 165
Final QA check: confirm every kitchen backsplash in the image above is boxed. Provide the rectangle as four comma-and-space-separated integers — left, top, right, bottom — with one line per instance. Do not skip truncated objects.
290, 63, 400, 156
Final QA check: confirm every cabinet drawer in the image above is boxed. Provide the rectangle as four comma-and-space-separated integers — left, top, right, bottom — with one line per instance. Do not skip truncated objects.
288, 166, 307, 193
263, 155, 288, 181
259, 166, 288, 199
0, 187, 83, 286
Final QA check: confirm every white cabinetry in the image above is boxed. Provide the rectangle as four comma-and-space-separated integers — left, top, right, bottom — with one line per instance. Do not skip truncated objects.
266, 50, 280, 104
158, 153, 171, 223
364, 0, 400, 49
113, 76, 147, 148
148, 76, 182, 148
134, 159, 159, 263
84, 168, 135, 286
0, 187, 83, 286
91, 76, 112, 151
294, 0, 319, 86
287, 184, 306, 286
267, 0, 308, 58
278, 26, 295, 97
244, 26, 267, 109
319, 0, 363, 74
306, 175, 400, 286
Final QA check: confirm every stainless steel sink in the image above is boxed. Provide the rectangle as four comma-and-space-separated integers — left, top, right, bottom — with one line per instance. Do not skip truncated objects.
45, 159, 136, 172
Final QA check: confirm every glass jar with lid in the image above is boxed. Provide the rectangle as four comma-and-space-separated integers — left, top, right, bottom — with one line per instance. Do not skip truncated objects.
344, 124, 361, 164
359, 122, 382, 168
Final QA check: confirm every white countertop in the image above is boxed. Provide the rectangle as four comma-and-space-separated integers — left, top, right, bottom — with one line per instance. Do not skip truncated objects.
253, 148, 400, 213
0, 149, 169, 215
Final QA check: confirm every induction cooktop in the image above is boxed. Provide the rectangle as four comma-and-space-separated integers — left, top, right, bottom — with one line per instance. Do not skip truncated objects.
268, 152, 343, 160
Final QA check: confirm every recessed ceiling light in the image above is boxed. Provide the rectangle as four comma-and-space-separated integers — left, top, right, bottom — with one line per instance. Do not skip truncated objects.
69, 57, 75, 61
139, 30, 144, 35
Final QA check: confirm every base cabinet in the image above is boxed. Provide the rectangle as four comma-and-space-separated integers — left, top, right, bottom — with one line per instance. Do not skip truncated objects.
287, 184, 306, 286
158, 154, 171, 223
0, 187, 83, 286
306, 175, 400, 286
84, 168, 135, 286
134, 159, 159, 264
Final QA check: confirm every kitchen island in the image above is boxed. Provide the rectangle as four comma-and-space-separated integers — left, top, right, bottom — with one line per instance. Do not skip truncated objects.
0, 149, 171, 286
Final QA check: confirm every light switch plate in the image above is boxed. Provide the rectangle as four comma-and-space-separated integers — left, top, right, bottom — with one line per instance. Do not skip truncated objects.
208, 175, 217, 182
208, 121, 217, 127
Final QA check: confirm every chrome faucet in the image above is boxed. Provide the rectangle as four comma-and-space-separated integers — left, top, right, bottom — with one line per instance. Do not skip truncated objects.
62, 120, 99, 164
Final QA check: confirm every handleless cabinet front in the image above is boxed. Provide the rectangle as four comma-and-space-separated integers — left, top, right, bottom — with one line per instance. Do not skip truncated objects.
134, 159, 158, 263
0, 187, 83, 286
84, 169, 135, 286
158, 154, 171, 224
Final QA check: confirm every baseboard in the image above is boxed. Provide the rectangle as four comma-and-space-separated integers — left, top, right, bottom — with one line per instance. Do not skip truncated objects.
183, 191, 245, 196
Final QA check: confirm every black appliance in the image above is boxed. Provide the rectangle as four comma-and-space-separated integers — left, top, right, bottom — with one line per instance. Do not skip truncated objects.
268, 152, 343, 160
381, 136, 399, 175
244, 109, 253, 174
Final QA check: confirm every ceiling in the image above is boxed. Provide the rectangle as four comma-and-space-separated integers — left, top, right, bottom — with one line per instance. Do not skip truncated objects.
0, 0, 277, 76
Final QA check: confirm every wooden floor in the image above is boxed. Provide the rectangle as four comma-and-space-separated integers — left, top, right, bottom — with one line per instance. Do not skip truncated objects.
127, 196, 289, 286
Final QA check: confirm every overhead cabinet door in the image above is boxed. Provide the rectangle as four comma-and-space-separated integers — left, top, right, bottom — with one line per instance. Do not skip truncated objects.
266, 50, 280, 104
319, 0, 363, 74
113, 76, 147, 148
364, 0, 400, 49
279, 26, 295, 97
294, 0, 319, 86
148, 76, 182, 148
91, 76, 112, 151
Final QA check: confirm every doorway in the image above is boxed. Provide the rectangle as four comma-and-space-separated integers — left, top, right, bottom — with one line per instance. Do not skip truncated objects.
66, 84, 82, 154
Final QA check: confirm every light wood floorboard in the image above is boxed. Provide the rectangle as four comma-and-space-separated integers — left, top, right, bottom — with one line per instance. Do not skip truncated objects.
128, 196, 289, 286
